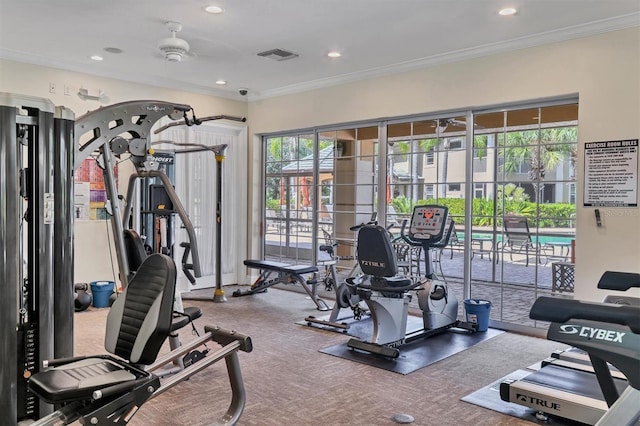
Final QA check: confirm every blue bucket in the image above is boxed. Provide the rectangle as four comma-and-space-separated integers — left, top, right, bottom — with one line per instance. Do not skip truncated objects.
464, 299, 492, 332
90, 281, 115, 308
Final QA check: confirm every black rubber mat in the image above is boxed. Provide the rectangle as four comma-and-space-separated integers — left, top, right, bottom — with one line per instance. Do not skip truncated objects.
319, 316, 503, 375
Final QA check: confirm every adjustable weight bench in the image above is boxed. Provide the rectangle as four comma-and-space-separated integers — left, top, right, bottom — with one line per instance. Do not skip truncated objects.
235, 259, 330, 311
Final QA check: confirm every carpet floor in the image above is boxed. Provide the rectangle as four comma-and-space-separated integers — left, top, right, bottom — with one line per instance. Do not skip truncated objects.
71, 285, 566, 425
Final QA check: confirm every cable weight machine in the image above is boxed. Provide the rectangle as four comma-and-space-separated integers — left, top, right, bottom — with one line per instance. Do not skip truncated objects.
1, 93, 75, 422
146, 138, 232, 301
1, 95, 222, 423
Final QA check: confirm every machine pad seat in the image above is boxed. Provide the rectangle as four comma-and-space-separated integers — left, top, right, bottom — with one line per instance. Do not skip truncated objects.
28, 254, 176, 404
172, 306, 203, 331
243, 259, 318, 275
26, 356, 144, 403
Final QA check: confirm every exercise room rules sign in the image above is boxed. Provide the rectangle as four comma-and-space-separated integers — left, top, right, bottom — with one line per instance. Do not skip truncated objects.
584, 139, 638, 207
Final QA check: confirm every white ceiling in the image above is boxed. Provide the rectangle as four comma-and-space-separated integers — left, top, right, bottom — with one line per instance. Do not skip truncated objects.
1, 1, 639, 101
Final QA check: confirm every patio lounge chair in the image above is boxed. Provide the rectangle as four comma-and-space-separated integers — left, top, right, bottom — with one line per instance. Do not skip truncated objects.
266, 209, 283, 231
499, 215, 545, 267
447, 227, 465, 259
393, 241, 422, 276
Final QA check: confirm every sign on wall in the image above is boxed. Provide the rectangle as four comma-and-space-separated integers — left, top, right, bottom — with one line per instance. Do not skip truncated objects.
583, 139, 638, 207
74, 158, 118, 219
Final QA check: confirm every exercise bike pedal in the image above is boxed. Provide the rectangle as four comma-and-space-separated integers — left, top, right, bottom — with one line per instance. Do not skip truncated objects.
183, 349, 208, 367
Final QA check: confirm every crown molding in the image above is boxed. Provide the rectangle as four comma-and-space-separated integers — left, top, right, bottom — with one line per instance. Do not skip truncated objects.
1, 13, 638, 103
252, 13, 640, 101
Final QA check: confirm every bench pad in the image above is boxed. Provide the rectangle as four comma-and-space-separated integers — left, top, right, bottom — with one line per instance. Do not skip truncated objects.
244, 259, 318, 275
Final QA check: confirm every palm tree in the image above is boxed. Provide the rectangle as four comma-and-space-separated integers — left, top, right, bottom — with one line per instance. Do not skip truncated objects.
499, 127, 577, 203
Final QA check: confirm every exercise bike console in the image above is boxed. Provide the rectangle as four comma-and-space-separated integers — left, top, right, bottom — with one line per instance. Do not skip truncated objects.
407, 205, 448, 243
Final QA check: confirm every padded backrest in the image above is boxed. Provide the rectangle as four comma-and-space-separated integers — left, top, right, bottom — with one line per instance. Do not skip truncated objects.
357, 225, 397, 277
124, 229, 148, 272
105, 253, 176, 365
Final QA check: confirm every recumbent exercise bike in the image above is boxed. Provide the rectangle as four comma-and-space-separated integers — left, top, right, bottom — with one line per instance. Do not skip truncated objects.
345, 205, 476, 358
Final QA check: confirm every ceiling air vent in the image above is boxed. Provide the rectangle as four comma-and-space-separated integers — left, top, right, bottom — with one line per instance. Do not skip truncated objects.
257, 48, 299, 61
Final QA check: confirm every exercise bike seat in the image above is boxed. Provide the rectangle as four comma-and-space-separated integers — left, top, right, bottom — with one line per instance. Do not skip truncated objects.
370, 276, 420, 298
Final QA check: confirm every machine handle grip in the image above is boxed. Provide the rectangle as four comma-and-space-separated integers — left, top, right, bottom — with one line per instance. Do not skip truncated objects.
530, 297, 640, 333
349, 212, 378, 231
597, 271, 640, 291
180, 242, 197, 285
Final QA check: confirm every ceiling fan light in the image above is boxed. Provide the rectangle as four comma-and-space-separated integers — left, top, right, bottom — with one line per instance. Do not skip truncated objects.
158, 36, 190, 52
165, 52, 183, 62
158, 34, 190, 61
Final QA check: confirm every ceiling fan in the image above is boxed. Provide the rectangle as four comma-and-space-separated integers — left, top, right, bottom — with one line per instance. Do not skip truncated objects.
437, 118, 484, 133
439, 118, 467, 128
157, 21, 193, 62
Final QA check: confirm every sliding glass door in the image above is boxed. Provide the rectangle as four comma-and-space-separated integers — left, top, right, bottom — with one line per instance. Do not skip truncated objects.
471, 103, 578, 329
260, 98, 577, 331
264, 133, 315, 263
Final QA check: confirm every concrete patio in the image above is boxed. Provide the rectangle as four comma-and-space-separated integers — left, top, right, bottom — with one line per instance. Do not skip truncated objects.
266, 236, 575, 332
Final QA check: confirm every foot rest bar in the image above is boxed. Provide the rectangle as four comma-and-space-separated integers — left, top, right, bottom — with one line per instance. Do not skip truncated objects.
305, 315, 350, 330
148, 325, 252, 373
205, 325, 253, 352
149, 325, 253, 426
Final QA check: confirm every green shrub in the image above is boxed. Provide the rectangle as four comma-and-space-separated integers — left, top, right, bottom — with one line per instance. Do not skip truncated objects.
265, 199, 281, 211
390, 195, 575, 228
391, 195, 413, 214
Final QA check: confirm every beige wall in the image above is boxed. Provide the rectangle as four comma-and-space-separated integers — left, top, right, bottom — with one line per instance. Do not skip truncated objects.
2, 28, 638, 301
248, 28, 640, 302
0, 59, 248, 284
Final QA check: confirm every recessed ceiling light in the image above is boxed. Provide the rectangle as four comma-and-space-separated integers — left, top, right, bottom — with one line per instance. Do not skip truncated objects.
327, 51, 341, 58
499, 7, 517, 16
205, 5, 224, 14
103, 47, 123, 54
90, 55, 104, 61
215, 80, 227, 85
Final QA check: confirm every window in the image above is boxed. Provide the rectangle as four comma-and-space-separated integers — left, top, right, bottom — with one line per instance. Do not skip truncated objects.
425, 184, 434, 198
569, 182, 576, 204
474, 183, 485, 198
426, 150, 434, 165
448, 183, 461, 192
448, 138, 463, 150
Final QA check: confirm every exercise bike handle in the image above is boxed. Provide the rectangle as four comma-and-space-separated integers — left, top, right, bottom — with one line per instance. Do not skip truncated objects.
399, 219, 421, 246
349, 212, 378, 232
